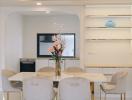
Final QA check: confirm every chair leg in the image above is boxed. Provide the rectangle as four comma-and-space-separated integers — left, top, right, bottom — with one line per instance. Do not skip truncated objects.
2, 92, 9, 100
20, 91, 23, 100
121, 93, 122, 100
15, 91, 23, 100
104, 93, 106, 100
55, 93, 58, 100
7, 92, 10, 100
1, 92, 10, 100
2, 92, 6, 100
124, 93, 126, 100
5, 91, 22, 100
100, 85, 101, 100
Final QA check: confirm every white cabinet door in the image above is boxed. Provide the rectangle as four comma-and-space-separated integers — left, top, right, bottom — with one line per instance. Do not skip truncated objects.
102, 68, 120, 74
36, 59, 48, 71
64, 59, 80, 69
85, 68, 102, 73
36, 59, 80, 71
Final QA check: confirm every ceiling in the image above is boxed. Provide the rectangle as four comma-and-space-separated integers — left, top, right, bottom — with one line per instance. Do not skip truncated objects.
0, 0, 132, 6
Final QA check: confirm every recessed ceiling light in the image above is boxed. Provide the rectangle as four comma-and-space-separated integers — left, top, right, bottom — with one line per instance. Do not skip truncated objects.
36, 2, 42, 6
20, 0, 27, 1
20, 0, 25, 1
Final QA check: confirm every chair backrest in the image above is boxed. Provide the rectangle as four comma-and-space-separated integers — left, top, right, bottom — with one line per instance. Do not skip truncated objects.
37, 67, 55, 72
64, 67, 84, 73
59, 77, 91, 100
23, 77, 54, 100
0, 69, 18, 91
111, 71, 128, 92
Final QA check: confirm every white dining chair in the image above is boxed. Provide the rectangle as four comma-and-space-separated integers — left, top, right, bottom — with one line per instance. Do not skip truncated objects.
37, 67, 55, 72
59, 77, 91, 100
100, 71, 128, 100
23, 77, 55, 100
64, 67, 84, 73
0, 69, 22, 100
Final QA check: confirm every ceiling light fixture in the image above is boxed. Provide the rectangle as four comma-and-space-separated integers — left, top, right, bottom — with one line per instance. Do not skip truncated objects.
20, 0, 27, 1
36, 2, 42, 6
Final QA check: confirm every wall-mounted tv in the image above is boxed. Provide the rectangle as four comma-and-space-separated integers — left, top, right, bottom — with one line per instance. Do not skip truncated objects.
37, 33, 75, 58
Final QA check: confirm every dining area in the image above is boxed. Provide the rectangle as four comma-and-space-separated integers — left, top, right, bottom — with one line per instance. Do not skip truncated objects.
1, 3, 132, 100
0, 66, 128, 100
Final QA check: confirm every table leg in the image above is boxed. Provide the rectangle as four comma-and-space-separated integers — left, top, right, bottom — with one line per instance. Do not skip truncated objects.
90, 82, 94, 100
7, 92, 9, 100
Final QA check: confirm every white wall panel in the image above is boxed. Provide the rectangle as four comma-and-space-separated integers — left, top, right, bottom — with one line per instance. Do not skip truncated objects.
5, 14, 23, 72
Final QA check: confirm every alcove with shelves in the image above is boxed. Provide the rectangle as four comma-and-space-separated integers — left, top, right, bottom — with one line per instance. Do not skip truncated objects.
83, 5, 132, 67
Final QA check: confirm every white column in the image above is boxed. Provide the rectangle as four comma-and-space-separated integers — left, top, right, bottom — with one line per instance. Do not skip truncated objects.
79, 6, 85, 68
0, 10, 7, 69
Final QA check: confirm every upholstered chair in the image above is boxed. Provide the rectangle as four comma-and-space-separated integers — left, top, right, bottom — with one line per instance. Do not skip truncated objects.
23, 77, 55, 100
0, 69, 21, 100
37, 67, 55, 72
100, 71, 128, 100
59, 77, 91, 100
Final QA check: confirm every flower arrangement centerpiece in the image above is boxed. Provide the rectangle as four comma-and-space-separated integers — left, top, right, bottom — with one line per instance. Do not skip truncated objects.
48, 34, 65, 76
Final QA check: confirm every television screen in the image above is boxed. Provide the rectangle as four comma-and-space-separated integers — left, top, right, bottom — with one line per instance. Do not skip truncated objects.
37, 33, 75, 58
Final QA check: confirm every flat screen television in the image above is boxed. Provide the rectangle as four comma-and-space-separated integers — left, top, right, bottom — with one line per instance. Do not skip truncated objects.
37, 33, 75, 58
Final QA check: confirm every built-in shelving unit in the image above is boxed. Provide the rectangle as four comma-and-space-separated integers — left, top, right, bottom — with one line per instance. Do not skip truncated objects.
82, 5, 132, 67
86, 39, 132, 40
86, 27, 132, 28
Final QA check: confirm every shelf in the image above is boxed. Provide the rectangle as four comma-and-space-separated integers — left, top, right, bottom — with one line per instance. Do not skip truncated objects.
85, 27, 132, 28
86, 15, 132, 17
85, 39, 132, 40
85, 66, 132, 68
109, 15, 132, 16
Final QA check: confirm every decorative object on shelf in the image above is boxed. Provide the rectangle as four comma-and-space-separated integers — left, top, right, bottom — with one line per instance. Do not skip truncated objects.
48, 34, 65, 76
105, 19, 115, 28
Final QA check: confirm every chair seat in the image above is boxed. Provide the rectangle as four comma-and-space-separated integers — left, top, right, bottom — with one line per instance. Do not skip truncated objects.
101, 83, 116, 91
101, 82, 126, 94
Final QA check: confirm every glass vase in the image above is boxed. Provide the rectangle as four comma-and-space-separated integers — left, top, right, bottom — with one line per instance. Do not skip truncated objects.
55, 59, 61, 76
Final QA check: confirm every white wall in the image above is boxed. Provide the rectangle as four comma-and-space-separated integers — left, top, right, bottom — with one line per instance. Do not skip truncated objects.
23, 14, 80, 58
0, 10, 6, 70
5, 13, 23, 72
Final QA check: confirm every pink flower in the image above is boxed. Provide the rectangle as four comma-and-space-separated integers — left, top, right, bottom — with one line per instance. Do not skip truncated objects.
48, 34, 65, 59
57, 44, 61, 50
53, 41, 58, 47
48, 47, 55, 52
53, 40, 62, 50
52, 35, 57, 41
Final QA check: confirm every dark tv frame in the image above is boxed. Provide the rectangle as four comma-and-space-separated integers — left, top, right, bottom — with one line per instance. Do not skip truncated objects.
37, 33, 76, 58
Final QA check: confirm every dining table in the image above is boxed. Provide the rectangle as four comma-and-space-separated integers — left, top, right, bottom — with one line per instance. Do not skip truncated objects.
8, 72, 107, 100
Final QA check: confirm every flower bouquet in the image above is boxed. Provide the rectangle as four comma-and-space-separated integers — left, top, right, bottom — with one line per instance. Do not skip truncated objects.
48, 34, 65, 76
